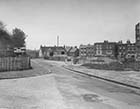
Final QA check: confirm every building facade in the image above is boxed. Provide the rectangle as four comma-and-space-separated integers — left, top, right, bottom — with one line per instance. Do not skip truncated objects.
38, 22, 140, 62
135, 23, 140, 61
117, 40, 136, 61
39, 45, 66, 58
86, 44, 95, 57
79, 45, 87, 57
117, 42, 127, 60
94, 41, 117, 58
126, 42, 136, 60
79, 44, 95, 57
67, 46, 79, 57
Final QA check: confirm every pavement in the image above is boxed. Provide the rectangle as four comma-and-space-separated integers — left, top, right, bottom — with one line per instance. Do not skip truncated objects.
0, 59, 140, 109
64, 63, 140, 90
0, 75, 68, 109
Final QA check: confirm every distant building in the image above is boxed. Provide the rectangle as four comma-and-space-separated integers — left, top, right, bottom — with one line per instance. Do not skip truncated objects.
117, 40, 136, 61
136, 23, 140, 44
38, 22, 140, 62
126, 41, 136, 60
64, 46, 72, 55
86, 44, 95, 57
117, 42, 127, 60
67, 46, 79, 57
94, 40, 117, 58
79, 44, 95, 57
135, 23, 140, 61
79, 45, 87, 57
94, 43, 102, 56
39, 45, 66, 58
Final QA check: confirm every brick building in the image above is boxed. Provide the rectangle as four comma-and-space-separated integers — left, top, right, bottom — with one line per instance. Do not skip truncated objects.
117, 41, 127, 60
117, 40, 136, 61
135, 23, 140, 61
79, 44, 95, 57
86, 44, 95, 57
94, 40, 117, 58
67, 46, 79, 57
79, 45, 87, 57
39, 45, 66, 58
126, 41, 136, 60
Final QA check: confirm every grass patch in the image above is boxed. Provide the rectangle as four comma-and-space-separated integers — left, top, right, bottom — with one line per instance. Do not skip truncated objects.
82, 61, 140, 71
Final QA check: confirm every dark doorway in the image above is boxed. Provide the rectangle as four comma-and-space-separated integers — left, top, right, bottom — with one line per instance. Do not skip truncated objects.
49, 52, 54, 56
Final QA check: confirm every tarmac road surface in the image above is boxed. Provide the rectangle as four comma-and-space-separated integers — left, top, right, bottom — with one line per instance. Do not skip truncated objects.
0, 59, 139, 109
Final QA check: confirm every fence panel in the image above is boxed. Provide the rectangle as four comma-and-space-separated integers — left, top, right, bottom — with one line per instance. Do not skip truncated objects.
0, 56, 31, 72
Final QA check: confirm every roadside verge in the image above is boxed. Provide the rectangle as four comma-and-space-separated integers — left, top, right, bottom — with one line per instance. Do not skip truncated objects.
63, 65, 140, 91
0, 60, 50, 80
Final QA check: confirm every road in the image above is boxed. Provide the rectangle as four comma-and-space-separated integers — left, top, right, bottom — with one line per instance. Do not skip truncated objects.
0, 59, 140, 109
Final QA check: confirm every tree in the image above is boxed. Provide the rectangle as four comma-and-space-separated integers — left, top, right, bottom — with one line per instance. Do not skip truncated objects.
0, 21, 6, 30
0, 29, 12, 45
12, 28, 27, 48
0, 21, 12, 48
0, 21, 27, 49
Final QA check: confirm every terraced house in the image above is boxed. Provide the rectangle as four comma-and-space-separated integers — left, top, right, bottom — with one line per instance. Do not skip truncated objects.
79, 44, 95, 57
79, 44, 87, 57
117, 22, 140, 61
135, 22, 140, 61
39, 45, 66, 58
79, 22, 140, 62
67, 46, 79, 57
94, 41, 117, 58
117, 40, 136, 61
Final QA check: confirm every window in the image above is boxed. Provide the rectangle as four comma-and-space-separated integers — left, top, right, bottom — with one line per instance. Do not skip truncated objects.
61, 51, 65, 55
106, 50, 112, 54
96, 45, 98, 48
49, 52, 54, 56
99, 45, 102, 49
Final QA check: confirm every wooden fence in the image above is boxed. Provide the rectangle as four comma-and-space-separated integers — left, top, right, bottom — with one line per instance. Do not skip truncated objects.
0, 56, 31, 72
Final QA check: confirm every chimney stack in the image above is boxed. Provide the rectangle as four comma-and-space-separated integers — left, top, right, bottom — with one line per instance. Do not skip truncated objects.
57, 35, 59, 47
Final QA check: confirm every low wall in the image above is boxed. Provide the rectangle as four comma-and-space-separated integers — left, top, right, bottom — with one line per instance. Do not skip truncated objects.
0, 56, 31, 72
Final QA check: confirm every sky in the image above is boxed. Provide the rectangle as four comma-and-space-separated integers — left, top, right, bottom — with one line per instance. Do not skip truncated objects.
0, 0, 140, 49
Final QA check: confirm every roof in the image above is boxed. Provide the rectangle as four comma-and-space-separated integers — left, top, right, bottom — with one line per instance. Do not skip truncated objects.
69, 47, 78, 53
94, 41, 116, 45
79, 45, 88, 48
117, 42, 135, 46
64, 46, 72, 52
40, 46, 65, 53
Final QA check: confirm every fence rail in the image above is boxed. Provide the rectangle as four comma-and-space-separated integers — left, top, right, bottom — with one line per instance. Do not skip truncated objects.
0, 56, 31, 72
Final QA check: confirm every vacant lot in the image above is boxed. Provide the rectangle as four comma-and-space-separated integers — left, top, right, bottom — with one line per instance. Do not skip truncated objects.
82, 61, 140, 71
